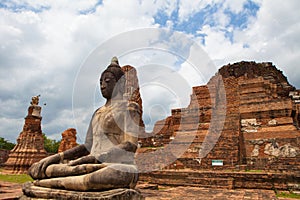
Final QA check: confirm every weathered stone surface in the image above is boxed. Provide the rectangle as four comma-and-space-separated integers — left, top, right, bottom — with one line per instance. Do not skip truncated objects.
4, 96, 47, 174
122, 65, 145, 135
27, 58, 140, 194
58, 128, 78, 153
21, 182, 144, 200
138, 61, 300, 172
251, 145, 260, 157
264, 143, 299, 157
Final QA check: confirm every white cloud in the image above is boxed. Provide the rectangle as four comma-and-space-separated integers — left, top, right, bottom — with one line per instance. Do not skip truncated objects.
206, 0, 300, 87
178, 0, 209, 22
1, 0, 299, 144
0, 0, 159, 142
223, 0, 249, 14
184, 0, 300, 90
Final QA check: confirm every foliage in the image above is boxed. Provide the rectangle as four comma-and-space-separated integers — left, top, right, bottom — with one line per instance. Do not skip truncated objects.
276, 191, 300, 199
0, 172, 33, 183
0, 137, 15, 150
43, 134, 60, 153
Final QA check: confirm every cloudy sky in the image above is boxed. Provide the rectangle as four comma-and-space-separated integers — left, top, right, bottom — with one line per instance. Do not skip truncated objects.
1, 0, 300, 143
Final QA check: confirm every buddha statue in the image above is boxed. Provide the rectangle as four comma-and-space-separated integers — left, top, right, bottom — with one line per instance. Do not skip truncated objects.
28, 57, 141, 191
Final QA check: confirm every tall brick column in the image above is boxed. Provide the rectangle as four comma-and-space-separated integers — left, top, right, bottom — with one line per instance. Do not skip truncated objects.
4, 96, 47, 174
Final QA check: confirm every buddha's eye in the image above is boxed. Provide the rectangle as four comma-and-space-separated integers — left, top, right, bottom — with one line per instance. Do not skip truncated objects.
105, 78, 110, 83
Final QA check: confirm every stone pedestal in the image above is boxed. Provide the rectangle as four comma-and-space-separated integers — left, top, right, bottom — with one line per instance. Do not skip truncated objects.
4, 98, 47, 174
21, 182, 144, 200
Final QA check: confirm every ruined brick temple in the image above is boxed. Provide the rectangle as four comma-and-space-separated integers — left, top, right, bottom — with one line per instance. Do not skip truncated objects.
122, 65, 145, 134
4, 96, 47, 174
138, 61, 300, 172
58, 128, 78, 153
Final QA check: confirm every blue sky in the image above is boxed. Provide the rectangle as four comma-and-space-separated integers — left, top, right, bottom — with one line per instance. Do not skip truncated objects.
1, 0, 300, 143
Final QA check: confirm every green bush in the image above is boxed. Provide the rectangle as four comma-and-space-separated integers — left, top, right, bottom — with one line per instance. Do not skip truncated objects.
0, 137, 15, 150
43, 134, 60, 153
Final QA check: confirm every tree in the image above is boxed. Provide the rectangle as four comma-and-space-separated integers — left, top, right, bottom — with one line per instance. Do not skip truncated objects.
0, 137, 15, 150
43, 134, 60, 153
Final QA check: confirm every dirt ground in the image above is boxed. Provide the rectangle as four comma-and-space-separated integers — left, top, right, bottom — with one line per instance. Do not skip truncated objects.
139, 185, 278, 200
0, 181, 296, 200
0, 181, 22, 200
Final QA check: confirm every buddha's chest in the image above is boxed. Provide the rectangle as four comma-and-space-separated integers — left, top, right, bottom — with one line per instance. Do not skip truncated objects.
92, 104, 126, 145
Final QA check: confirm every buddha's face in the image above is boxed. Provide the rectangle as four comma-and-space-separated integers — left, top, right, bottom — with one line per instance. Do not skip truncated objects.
100, 72, 117, 99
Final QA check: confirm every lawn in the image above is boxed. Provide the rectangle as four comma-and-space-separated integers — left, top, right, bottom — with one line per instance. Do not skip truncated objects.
0, 168, 33, 183
277, 192, 300, 199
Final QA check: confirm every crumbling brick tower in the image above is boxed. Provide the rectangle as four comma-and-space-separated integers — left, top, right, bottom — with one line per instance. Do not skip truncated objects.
144, 61, 300, 171
4, 96, 47, 174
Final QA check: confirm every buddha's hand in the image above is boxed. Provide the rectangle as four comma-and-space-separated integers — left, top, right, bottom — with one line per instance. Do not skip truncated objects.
28, 153, 61, 179
68, 155, 97, 166
96, 152, 108, 163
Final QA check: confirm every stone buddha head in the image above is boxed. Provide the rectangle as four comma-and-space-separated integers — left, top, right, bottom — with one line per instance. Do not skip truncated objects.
100, 57, 125, 100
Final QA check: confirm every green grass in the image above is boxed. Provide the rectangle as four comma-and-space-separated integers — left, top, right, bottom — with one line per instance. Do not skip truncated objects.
244, 169, 263, 173
0, 173, 33, 183
158, 186, 169, 190
277, 192, 300, 199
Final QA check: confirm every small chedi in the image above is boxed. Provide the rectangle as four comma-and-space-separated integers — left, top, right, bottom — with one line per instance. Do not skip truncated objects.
138, 61, 300, 172
23, 57, 143, 199
58, 128, 78, 153
5, 95, 47, 174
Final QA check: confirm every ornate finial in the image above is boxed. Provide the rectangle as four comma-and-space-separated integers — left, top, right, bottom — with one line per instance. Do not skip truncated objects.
30, 95, 40, 106
111, 56, 119, 65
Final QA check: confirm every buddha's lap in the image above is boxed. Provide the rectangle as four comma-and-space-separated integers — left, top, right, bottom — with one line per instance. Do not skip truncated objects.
45, 163, 138, 178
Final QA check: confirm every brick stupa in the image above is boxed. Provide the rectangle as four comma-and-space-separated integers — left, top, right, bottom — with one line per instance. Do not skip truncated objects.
4, 95, 47, 174
138, 61, 300, 172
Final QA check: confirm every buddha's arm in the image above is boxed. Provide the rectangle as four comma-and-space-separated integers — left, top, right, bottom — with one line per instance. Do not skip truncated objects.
61, 144, 90, 160
29, 144, 91, 179
123, 101, 140, 148
65, 111, 99, 166
115, 101, 140, 152
62, 112, 95, 160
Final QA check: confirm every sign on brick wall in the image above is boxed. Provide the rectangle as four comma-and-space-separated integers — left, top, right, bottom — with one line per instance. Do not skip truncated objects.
212, 160, 223, 166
